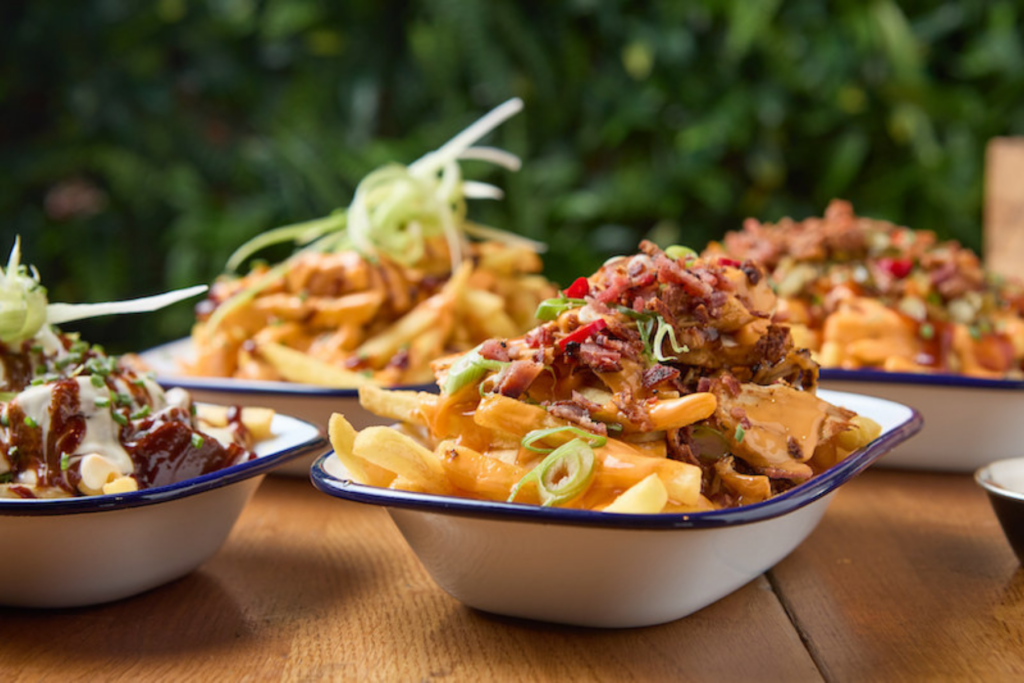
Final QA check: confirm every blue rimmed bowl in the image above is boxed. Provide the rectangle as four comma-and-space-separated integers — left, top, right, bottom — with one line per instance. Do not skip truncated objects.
820, 368, 1024, 472
0, 412, 325, 608
138, 338, 436, 476
311, 389, 922, 628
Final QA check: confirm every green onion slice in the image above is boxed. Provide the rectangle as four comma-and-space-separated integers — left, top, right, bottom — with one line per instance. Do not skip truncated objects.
521, 425, 607, 453
508, 438, 597, 507
534, 296, 587, 322
442, 346, 510, 395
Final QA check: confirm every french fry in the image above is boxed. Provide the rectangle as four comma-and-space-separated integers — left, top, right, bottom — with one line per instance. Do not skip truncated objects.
437, 439, 530, 502
258, 341, 374, 388
352, 426, 453, 494
328, 413, 395, 487
358, 385, 430, 426
602, 473, 668, 514
647, 393, 718, 431
836, 415, 883, 453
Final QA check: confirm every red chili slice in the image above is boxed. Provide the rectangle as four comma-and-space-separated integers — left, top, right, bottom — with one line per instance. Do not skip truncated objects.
557, 319, 607, 350
716, 257, 741, 268
563, 276, 590, 299
877, 257, 913, 279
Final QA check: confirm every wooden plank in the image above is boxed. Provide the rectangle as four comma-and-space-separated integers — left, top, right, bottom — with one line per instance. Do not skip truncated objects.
984, 137, 1024, 278
771, 470, 1024, 683
0, 476, 822, 682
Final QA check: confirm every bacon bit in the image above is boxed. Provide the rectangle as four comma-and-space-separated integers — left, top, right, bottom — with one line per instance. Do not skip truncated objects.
494, 360, 545, 398
546, 401, 609, 436
563, 276, 590, 299
579, 341, 622, 372
642, 363, 680, 388
524, 324, 555, 349
479, 339, 511, 362
558, 319, 607, 350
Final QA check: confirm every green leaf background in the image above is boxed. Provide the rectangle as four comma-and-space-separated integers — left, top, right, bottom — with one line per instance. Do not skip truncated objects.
2, 0, 1022, 351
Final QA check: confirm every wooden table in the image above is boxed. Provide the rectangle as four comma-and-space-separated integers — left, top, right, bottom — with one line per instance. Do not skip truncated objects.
2, 468, 1022, 682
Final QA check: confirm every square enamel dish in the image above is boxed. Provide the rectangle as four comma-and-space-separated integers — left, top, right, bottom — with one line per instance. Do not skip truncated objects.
310, 389, 921, 628
0, 411, 325, 608
138, 338, 436, 476
820, 368, 1024, 472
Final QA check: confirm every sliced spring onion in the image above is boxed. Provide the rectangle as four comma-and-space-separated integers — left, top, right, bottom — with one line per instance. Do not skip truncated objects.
507, 438, 597, 507
734, 424, 746, 443
442, 346, 510, 395
535, 296, 587, 322
665, 245, 698, 262
521, 425, 608, 453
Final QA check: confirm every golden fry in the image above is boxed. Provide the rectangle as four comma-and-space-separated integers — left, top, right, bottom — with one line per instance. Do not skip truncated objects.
258, 341, 374, 388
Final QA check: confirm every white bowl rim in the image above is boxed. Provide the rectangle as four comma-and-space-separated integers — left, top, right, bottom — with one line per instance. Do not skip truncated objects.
974, 457, 1024, 503
0, 412, 326, 517
310, 401, 923, 531
139, 338, 439, 397
820, 367, 1024, 391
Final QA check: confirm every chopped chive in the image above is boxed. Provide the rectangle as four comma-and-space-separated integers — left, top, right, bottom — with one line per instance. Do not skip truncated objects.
60, 453, 71, 471
131, 405, 151, 420
24, 416, 39, 429
91, 374, 105, 388
131, 377, 146, 386
190, 433, 205, 449
111, 412, 128, 426
31, 378, 45, 386
0, 412, 8, 427
734, 424, 746, 443
115, 392, 132, 407
94, 397, 110, 408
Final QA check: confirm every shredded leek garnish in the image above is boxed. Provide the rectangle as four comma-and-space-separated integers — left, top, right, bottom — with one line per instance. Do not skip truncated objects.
210, 98, 544, 335
507, 438, 597, 507
0, 237, 207, 345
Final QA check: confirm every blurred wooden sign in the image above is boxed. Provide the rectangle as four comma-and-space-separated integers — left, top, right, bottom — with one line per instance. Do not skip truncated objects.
984, 137, 1024, 278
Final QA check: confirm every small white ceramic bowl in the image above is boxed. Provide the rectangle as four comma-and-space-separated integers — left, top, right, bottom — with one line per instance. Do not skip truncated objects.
0, 412, 325, 608
311, 390, 921, 628
139, 338, 436, 476
975, 458, 1024, 564
820, 368, 1024, 472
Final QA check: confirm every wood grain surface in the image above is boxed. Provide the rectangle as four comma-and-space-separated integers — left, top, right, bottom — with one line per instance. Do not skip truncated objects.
1, 470, 1020, 682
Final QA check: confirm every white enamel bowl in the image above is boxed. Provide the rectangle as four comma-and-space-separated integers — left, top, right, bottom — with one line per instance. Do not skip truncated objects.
138, 338, 436, 476
311, 390, 922, 628
820, 368, 1024, 472
0, 412, 325, 608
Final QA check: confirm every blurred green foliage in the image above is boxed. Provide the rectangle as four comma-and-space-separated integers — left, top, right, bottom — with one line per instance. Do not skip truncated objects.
2, 0, 1023, 351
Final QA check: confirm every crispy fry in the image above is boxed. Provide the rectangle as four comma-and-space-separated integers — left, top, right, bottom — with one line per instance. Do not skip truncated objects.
258, 341, 374, 388
602, 473, 669, 514
358, 385, 428, 426
437, 440, 530, 502
647, 393, 718, 431
352, 426, 452, 494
